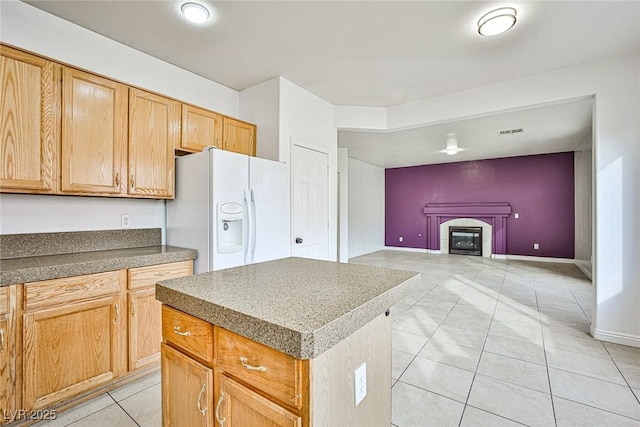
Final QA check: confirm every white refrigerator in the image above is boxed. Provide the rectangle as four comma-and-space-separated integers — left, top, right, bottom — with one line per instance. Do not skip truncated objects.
166, 147, 289, 273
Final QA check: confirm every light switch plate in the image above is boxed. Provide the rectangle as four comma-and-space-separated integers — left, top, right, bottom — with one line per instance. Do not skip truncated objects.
354, 362, 367, 407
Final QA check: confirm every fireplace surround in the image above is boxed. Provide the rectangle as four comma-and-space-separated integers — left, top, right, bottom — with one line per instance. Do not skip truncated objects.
424, 202, 512, 256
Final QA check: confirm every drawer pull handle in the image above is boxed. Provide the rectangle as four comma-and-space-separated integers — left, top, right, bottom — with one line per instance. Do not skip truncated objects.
173, 326, 192, 337
239, 357, 267, 372
131, 300, 136, 316
197, 383, 208, 416
215, 391, 225, 425
0, 329, 4, 353
65, 286, 88, 292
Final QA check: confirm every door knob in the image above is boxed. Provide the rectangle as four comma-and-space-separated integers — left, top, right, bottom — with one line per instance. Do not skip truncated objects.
295, 237, 303, 244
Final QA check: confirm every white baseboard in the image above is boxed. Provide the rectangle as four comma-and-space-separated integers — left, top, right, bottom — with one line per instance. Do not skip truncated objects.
383, 246, 429, 253
574, 261, 593, 280
591, 327, 640, 348
349, 246, 386, 258
493, 254, 576, 264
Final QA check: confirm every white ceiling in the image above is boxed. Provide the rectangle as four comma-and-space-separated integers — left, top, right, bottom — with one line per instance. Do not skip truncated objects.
339, 97, 593, 168
22, 1, 636, 167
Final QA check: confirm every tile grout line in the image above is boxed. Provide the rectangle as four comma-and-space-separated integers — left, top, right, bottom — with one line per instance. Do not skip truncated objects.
536, 281, 559, 427
458, 265, 505, 427
601, 344, 640, 406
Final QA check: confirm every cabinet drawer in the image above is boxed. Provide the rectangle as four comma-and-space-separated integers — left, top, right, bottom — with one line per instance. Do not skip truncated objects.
162, 305, 213, 364
24, 271, 121, 310
128, 261, 192, 290
0, 287, 9, 315
215, 327, 304, 409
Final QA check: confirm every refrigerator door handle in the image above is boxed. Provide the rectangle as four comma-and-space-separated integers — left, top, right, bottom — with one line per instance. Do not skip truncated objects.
250, 189, 257, 264
243, 189, 250, 264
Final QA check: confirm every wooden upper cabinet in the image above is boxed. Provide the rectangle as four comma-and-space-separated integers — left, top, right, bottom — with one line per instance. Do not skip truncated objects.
0, 46, 60, 193
223, 117, 256, 156
128, 88, 179, 199
180, 104, 222, 152
61, 67, 128, 194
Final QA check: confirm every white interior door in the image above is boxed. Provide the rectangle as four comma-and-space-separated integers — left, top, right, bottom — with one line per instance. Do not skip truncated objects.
292, 144, 329, 260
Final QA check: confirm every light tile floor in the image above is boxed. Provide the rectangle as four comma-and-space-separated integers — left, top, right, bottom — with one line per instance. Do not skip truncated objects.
351, 251, 640, 427
35, 251, 640, 427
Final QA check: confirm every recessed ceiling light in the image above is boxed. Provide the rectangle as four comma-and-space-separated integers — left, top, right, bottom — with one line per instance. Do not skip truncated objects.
181, 2, 210, 24
443, 133, 461, 155
477, 7, 517, 36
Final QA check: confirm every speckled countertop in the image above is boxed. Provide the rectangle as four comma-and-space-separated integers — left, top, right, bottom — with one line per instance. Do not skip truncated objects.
0, 246, 196, 286
0, 229, 196, 286
156, 257, 420, 359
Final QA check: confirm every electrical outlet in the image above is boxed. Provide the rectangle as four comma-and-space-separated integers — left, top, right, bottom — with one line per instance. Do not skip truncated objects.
354, 363, 367, 407
514, 213, 519, 219
399, 236, 404, 242
533, 243, 539, 250
121, 214, 131, 229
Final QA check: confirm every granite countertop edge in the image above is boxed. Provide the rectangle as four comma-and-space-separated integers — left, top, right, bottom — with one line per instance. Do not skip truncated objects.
0, 246, 197, 286
156, 272, 420, 359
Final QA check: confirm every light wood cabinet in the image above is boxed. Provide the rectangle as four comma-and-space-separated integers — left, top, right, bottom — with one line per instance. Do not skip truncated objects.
23, 293, 124, 410
0, 286, 17, 424
180, 104, 222, 153
161, 343, 213, 427
128, 88, 179, 198
128, 288, 161, 371
61, 67, 128, 194
216, 374, 301, 427
223, 117, 256, 157
0, 46, 60, 194
128, 261, 193, 371
19, 261, 193, 414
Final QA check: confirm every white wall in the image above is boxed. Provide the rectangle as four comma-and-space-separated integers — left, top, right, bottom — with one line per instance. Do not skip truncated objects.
348, 158, 385, 258
239, 78, 280, 162
0, 194, 165, 235
575, 131, 593, 279
278, 78, 338, 261
337, 148, 349, 262
0, 1, 240, 238
336, 53, 640, 347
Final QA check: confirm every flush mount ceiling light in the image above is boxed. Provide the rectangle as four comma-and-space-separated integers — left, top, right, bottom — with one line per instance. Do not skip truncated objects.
442, 133, 461, 155
477, 7, 517, 36
181, 2, 210, 24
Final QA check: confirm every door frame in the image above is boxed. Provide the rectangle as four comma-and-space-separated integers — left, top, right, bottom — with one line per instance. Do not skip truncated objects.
290, 137, 331, 259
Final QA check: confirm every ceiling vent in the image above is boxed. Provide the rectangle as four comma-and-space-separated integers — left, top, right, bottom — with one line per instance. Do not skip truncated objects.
497, 128, 523, 136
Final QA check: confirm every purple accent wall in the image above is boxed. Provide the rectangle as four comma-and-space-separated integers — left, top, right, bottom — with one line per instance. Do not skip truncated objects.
385, 152, 575, 258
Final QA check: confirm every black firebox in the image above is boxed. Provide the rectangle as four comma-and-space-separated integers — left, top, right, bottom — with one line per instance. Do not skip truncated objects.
449, 227, 482, 256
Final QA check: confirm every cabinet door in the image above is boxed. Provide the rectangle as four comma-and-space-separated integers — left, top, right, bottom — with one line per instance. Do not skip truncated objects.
0, 46, 60, 193
217, 374, 301, 427
0, 286, 16, 421
129, 288, 162, 371
180, 104, 222, 152
161, 343, 212, 427
23, 295, 124, 410
128, 88, 179, 198
61, 67, 127, 194
223, 117, 256, 156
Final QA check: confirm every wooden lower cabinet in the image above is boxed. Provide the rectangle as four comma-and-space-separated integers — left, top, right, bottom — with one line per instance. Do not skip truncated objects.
162, 307, 392, 427
23, 294, 124, 410
0, 286, 17, 424
128, 288, 162, 371
216, 374, 301, 427
161, 343, 213, 427
128, 261, 193, 372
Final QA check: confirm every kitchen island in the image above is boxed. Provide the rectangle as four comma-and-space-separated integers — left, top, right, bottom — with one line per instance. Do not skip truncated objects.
156, 257, 420, 427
